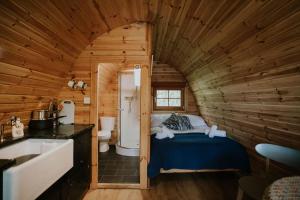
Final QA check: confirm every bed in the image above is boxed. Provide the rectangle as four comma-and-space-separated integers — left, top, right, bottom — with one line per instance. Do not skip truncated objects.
147, 114, 250, 178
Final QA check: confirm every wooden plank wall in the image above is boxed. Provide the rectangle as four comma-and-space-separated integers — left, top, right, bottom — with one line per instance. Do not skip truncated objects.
58, 71, 91, 124
0, 0, 72, 133
151, 63, 199, 115
98, 63, 120, 144
59, 23, 151, 125
188, 3, 300, 174
151, 0, 300, 174
0, 62, 65, 134
0, 0, 120, 132
98, 63, 119, 119
0, 0, 149, 134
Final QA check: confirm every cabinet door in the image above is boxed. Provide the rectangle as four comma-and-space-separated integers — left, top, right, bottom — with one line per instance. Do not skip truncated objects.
67, 130, 91, 200
79, 131, 91, 185
67, 172, 85, 200
36, 177, 63, 200
60, 172, 71, 200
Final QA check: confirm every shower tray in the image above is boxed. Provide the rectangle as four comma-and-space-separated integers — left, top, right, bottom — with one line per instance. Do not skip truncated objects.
115, 144, 139, 157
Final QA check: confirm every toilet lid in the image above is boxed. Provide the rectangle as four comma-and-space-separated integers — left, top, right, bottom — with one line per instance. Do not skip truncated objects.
98, 130, 111, 137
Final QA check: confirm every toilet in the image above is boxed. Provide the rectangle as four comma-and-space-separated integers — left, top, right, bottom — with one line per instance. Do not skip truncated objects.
98, 117, 115, 152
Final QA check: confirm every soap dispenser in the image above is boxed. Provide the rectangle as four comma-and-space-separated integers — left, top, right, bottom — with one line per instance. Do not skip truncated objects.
12, 117, 24, 138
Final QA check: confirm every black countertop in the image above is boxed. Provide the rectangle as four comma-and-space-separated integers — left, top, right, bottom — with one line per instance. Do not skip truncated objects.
26, 124, 94, 139
0, 124, 94, 170
0, 159, 16, 171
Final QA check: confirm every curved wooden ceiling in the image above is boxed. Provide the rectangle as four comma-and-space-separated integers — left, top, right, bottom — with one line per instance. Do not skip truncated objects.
0, 0, 150, 77
1, 0, 299, 75
1, 0, 299, 72
1, 0, 300, 158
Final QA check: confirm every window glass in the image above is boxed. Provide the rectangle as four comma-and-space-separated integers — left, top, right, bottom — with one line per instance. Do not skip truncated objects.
169, 90, 181, 98
157, 99, 168, 106
169, 99, 181, 107
157, 90, 168, 98
155, 89, 183, 110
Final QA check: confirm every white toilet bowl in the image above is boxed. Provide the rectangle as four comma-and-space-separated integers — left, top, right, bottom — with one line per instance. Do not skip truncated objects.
98, 130, 111, 152
98, 117, 115, 152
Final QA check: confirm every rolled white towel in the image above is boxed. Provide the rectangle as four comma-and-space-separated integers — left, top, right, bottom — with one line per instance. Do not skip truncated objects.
155, 125, 174, 139
155, 132, 168, 139
162, 126, 174, 138
151, 126, 162, 134
204, 128, 210, 135
209, 124, 227, 138
209, 125, 218, 138
214, 130, 226, 137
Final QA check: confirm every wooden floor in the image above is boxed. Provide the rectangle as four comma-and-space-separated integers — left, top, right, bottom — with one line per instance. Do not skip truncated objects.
84, 172, 242, 200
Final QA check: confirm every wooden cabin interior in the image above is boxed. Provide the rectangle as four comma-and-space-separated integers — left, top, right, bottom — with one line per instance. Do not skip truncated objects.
0, 0, 299, 200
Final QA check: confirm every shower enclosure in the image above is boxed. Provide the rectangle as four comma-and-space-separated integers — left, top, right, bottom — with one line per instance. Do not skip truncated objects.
116, 71, 140, 156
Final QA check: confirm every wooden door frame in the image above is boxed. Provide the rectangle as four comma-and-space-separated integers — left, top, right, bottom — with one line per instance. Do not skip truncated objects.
90, 63, 150, 189
139, 65, 151, 189
90, 63, 99, 189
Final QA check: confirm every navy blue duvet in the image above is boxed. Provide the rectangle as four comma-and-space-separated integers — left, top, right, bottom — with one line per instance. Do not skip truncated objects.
148, 133, 250, 178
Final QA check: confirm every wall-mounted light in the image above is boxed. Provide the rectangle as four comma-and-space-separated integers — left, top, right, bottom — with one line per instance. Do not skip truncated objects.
134, 64, 141, 87
67, 80, 77, 89
76, 80, 88, 90
67, 79, 88, 94
67, 80, 88, 90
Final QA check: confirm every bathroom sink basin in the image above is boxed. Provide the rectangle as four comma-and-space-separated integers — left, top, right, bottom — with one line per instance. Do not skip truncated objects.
0, 139, 73, 200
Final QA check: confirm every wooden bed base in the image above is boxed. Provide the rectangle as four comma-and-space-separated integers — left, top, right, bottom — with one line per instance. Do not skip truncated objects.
160, 168, 239, 173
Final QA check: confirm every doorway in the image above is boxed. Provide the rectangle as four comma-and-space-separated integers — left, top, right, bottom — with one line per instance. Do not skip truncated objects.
97, 64, 140, 185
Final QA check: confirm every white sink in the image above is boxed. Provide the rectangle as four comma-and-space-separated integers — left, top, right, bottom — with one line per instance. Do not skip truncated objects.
0, 139, 73, 200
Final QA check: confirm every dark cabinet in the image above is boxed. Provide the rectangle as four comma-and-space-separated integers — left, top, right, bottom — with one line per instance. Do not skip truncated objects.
37, 177, 64, 200
37, 129, 92, 200
63, 130, 91, 200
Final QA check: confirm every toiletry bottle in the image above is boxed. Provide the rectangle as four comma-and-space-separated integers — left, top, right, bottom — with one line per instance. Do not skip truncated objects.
12, 117, 24, 138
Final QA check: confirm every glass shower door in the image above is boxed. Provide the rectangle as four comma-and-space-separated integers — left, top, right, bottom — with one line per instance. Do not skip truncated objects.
119, 72, 140, 149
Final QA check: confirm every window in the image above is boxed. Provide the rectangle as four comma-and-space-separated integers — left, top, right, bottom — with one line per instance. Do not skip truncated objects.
153, 84, 185, 111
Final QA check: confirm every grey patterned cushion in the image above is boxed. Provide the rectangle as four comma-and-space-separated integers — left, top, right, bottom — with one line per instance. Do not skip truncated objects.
163, 113, 193, 131
178, 115, 193, 130
162, 113, 179, 130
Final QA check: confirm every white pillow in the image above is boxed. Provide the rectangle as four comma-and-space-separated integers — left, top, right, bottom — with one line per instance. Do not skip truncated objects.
151, 113, 171, 127
184, 114, 208, 127
151, 113, 207, 128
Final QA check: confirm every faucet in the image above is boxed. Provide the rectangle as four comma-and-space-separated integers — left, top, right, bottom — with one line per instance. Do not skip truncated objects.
0, 123, 8, 142
0, 123, 4, 142
0, 116, 17, 142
